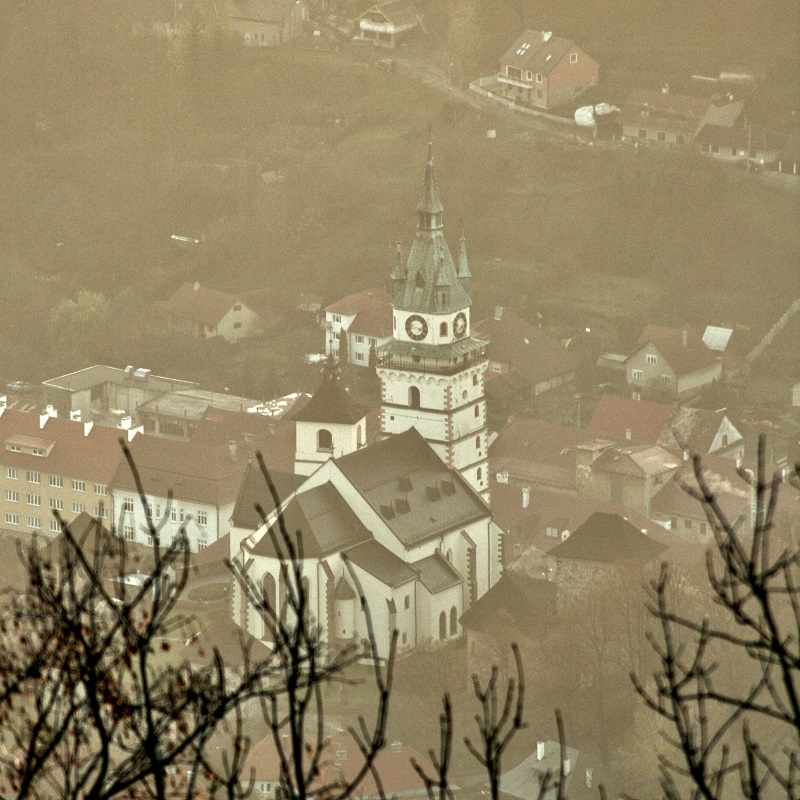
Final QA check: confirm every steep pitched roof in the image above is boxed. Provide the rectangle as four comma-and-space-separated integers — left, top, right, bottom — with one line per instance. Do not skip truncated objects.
249, 482, 372, 558
620, 89, 712, 137
477, 309, 577, 388
345, 539, 417, 587
413, 551, 461, 593
587, 395, 673, 445
291, 357, 366, 425
548, 512, 666, 563
500, 29, 577, 76
633, 324, 718, 375
359, 0, 419, 28
334, 428, 489, 547
326, 288, 392, 338
591, 444, 681, 477
230, 463, 304, 530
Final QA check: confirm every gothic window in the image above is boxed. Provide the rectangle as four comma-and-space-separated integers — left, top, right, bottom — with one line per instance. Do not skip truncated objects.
409, 387, 420, 409
450, 607, 458, 636
477, 467, 483, 482
474, 404, 480, 417
475, 435, 481, 448
440, 321, 448, 336
439, 611, 447, 640
317, 429, 333, 452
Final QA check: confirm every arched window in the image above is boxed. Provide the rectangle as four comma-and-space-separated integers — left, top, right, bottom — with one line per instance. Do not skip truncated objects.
477, 467, 483, 482
446, 548, 453, 562
440, 321, 448, 336
409, 387, 420, 409
450, 606, 458, 636
474, 404, 480, 418
439, 611, 447, 640
472, 374, 478, 386
475, 435, 481, 448
317, 429, 333, 453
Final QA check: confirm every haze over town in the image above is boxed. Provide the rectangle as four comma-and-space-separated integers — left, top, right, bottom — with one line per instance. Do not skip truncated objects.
0, 0, 798, 797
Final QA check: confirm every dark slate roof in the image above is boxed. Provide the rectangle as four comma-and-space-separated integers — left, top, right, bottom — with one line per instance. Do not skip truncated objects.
413, 552, 462, 593
291, 356, 366, 425
548, 512, 666, 563
392, 147, 472, 315
345, 540, 418, 588
460, 571, 557, 635
333, 576, 357, 600
335, 428, 490, 547
231, 463, 304, 530
249, 483, 371, 558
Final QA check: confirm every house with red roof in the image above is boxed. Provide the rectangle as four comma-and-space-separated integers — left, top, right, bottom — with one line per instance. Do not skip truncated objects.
0, 408, 128, 540
621, 89, 714, 146
626, 324, 722, 400
476, 307, 577, 400
168, 282, 280, 344
497, 29, 599, 110
356, 0, 420, 48
324, 288, 392, 368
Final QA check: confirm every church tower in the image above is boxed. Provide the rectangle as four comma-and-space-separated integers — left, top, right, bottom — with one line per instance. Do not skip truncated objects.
377, 143, 489, 500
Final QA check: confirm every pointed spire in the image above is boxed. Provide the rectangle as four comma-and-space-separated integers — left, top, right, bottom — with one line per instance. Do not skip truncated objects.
458, 221, 472, 279
391, 238, 405, 280
416, 133, 444, 220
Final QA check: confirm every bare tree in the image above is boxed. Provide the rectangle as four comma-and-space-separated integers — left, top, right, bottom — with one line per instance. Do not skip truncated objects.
632, 436, 800, 800
0, 443, 274, 800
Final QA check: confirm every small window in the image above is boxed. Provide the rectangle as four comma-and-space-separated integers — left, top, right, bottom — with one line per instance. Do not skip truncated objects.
404, 595, 410, 610
475, 435, 481, 448
198, 510, 208, 526
355, 335, 365, 344
440, 321, 448, 336
123, 525, 135, 541
49, 498, 63, 510
171, 506, 177, 522
123, 497, 135, 513
657, 132, 666, 142
472, 374, 478, 386
49, 519, 61, 533
477, 467, 483, 482
198, 539, 208, 550
72, 479, 86, 492
233, 322, 242, 330
95, 504, 107, 518
474, 405, 480, 418
27, 516, 41, 529
5, 512, 19, 525
570, 52, 578, 64
333, 314, 341, 323
4, 490, 18, 503
355, 352, 366, 362
535, 73, 542, 83
7, 444, 21, 453
409, 387, 421, 409
632, 369, 644, 380
677, 134, 686, 145
660, 374, 671, 384
27, 471, 40, 484
646, 354, 657, 365
5, 467, 18, 480
233, 303, 242, 312
94, 483, 107, 496
27, 494, 41, 507
32, 448, 45, 457
317, 429, 333, 452
50, 475, 63, 488
71, 502, 84, 514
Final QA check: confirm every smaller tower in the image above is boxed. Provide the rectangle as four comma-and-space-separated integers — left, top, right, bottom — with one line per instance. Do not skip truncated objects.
293, 355, 367, 476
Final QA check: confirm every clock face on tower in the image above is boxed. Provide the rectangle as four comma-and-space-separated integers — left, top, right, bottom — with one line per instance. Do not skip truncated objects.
453, 312, 467, 339
405, 314, 428, 341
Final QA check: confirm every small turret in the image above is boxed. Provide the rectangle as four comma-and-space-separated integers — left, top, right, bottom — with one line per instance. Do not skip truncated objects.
391, 238, 405, 295
457, 225, 472, 296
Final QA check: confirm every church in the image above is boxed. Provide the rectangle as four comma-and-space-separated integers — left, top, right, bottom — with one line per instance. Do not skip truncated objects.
229, 144, 500, 658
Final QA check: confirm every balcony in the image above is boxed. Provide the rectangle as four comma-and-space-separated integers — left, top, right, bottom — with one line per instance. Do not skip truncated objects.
378, 350, 487, 377
497, 72, 530, 89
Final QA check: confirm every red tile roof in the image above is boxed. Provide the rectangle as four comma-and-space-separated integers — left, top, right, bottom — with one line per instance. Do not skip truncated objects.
620, 89, 712, 137
326, 288, 392, 338
634, 324, 718, 376
587, 395, 673, 445
0, 409, 126, 484
168, 282, 253, 327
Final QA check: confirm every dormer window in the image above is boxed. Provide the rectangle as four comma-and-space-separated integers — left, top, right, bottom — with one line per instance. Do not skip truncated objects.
570, 52, 578, 64
536, 73, 542, 83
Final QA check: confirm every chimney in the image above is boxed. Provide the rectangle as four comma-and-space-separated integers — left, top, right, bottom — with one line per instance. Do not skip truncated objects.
494, 306, 503, 321
46, 405, 57, 418
537, 741, 545, 761
625, 428, 632, 440
522, 485, 530, 509
83, 421, 94, 437
193, 282, 200, 292
118, 416, 132, 430
681, 328, 688, 347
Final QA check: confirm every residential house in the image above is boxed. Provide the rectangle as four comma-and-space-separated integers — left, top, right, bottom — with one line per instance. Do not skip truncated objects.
497, 29, 599, 110
587, 394, 744, 458
626, 325, 721, 400
695, 125, 783, 165
242, 732, 440, 799
230, 427, 499, 659
355, 0, 419, 48
777, 134, 800, 176
620, 89, 714, 145
476, 307, 577, 399
168, 282, 280, 344
324, 288, 392, 367
489, 418, 587, 495
227, 0, 309, 46
43, 364, 195, 424
110, 435, 249, 553
0, 408, 127, 539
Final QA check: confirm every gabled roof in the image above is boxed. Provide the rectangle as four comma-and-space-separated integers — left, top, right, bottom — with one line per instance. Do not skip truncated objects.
111, 435, 247, 507
326, 288, 392, 338
633, 324, 718, 375
702, 325, 734, 352
500, 29, 578, 76
249, 482, 372, 558
168, 282, 249, 327
477, 309, 577, 388
587, 394, 673, 445
413, 551, 461, 593
335, 428, 489, 547
230, 463, 304, 530
0, 409, 126, 484
345, 539, 417, 588
359, 0, 419, 28
620, 89, 712, 136
665, 406, 742, 454
548, 512, 666, 563
291, 357, 366, 425
591, 444, 680, 477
